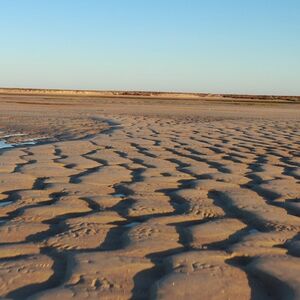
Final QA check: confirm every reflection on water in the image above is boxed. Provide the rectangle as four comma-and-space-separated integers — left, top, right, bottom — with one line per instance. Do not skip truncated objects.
0, 133, 41, 149
0, 140, 13, 149
0, 201, 13, 207
112, 193, 126, 198
124, 221, 142, 228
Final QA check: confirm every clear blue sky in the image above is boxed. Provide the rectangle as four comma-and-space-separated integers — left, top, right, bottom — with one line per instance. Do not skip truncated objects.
1, 0, 299, 95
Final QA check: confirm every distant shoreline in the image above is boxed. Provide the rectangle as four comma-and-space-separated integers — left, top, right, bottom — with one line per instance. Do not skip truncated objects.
0, 87, 299, 103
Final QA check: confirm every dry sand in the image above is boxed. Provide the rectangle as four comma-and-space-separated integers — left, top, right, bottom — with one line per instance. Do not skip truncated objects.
0, 94, 299, 299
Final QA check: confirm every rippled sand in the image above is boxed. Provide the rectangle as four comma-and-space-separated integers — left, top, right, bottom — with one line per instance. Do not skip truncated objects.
0, 95, 299, 299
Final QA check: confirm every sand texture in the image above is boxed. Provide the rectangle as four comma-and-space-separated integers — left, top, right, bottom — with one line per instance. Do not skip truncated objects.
0, 94, 299, 299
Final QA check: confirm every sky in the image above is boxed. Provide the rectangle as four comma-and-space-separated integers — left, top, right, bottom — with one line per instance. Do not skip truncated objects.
0, 0, 300, 95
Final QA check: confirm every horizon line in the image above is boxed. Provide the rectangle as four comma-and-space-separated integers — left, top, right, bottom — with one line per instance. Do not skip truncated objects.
0, 86, 299, 98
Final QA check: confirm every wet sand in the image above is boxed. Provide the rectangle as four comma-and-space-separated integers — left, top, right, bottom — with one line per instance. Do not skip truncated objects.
0, 94, 299, 299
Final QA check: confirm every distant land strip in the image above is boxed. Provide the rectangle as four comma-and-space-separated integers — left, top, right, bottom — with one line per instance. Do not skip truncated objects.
0, 87, 299, 104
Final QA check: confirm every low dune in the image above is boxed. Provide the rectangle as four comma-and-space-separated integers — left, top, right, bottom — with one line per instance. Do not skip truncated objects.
1, 87, 300, 104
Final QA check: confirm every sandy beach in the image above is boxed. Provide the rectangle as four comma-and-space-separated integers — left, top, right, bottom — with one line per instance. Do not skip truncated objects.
0, 93, 299, 299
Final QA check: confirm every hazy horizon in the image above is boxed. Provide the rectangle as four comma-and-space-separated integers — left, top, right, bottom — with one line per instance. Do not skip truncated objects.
1, 1, 300, 95
1, 86, 300, 97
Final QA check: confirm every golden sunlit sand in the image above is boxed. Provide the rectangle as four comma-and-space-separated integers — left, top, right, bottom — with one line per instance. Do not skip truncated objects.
0, 92, 299, 299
